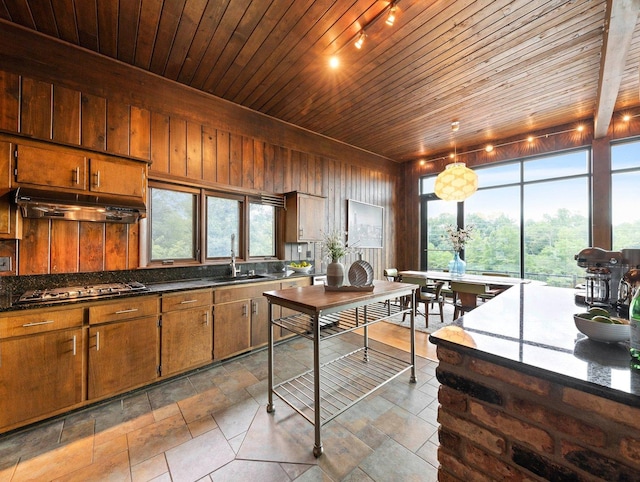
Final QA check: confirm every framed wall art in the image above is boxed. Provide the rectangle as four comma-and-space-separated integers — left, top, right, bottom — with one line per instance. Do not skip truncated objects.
347, 199, 383, 249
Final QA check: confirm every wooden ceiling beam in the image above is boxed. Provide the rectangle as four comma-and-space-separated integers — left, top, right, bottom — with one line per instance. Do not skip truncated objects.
594, 0, 640, 138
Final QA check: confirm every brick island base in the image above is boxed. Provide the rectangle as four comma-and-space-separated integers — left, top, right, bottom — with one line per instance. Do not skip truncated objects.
435, 345, 640, 481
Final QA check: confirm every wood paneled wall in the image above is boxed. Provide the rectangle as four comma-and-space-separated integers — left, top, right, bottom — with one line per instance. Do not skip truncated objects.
0, 25, 399, 277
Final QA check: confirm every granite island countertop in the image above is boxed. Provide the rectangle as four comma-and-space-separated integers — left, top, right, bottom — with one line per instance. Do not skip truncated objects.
429, 283, 640, 407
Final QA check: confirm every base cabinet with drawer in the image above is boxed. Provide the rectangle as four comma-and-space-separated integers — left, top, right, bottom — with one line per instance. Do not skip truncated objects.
87, 296, 160, 400
0, 306, 85, 431
160, 289, 213, 377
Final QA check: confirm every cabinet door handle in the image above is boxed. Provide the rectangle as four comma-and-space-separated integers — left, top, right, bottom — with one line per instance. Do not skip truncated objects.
94, 170, 101, 188
180, 299, 199, 304
204, 311, 209, 326
114, 308, 138, 314
251, 300, 258, 315
242, 304, 247, 316
95, 331, 100, 351
299, 228, 303, 237
73, 166, 80, 185
22, 320, 54, 327
72, 335, 77, 356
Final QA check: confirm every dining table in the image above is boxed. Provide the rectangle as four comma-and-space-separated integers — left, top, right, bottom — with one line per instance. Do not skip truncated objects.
397, 270, 533, 288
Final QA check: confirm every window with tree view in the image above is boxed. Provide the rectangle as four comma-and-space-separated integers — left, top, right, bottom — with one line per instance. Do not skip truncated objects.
206, 196, 241, 259
611, 139, 640, 251
150, 187, 197, 261
421, 148, 590, 287
249, 203, 276, 257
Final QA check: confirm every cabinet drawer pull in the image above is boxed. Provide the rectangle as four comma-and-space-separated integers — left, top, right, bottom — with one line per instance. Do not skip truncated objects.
180, 299, 199, 304
96, 331, 100, 351
72, 335, 77, 356
22, 320, 55, 327
73, 166, 80, 185
114, 308, 138, 314
94, 170, 101, 188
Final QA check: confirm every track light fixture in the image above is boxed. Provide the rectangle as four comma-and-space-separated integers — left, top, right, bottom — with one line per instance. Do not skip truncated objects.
386, 5, 397, 26
354, 31, 365, 49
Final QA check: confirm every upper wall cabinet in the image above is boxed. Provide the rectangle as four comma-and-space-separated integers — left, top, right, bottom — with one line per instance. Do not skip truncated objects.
284, 192, 326, 242
12, 141, 147, 200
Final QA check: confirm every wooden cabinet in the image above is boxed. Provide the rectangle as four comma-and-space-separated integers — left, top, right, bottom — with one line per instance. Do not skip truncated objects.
87, 296, 160, 400
0, 306, 84, 431
0, 140, 21, 239
161, 289, 213, 377
14, 144, 88, 190
212, 299, 251, 360
284, 192, 326, 242
13, 142, 147, 200
89, 155, 146, 198
213, 279, 282, 358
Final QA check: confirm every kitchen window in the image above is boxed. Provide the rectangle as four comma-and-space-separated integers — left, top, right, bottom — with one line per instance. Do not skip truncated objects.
206, 195, 242, 259
149, 185, 199, 262
148, 182, 280, 265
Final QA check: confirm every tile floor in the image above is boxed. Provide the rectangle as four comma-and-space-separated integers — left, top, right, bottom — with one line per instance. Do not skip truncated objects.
0, 331, 440, 481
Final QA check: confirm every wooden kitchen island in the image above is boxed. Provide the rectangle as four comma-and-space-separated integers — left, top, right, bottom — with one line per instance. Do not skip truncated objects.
263, 280, 418, 457
429, 283, 640, 480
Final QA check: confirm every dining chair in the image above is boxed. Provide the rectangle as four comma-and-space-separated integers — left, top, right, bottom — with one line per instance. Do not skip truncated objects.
383, 268, 400, 311
384, 268, 399, 282
479, 272, 510, 301
400, 276, 444, 326
450, 281, 488, 319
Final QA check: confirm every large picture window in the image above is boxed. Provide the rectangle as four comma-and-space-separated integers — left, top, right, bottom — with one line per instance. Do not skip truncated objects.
421, 148, 590, 287
612, 139, 640, 250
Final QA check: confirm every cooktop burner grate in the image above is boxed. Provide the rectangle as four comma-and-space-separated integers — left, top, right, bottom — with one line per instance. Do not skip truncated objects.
17, 281, 148, 304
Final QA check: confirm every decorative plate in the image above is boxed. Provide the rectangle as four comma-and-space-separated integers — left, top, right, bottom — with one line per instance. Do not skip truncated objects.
348, 260, 374, 286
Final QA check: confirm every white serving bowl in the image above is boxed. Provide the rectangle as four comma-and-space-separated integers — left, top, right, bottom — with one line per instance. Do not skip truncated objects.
289, 265, 312, 273
573, 314, 630, 343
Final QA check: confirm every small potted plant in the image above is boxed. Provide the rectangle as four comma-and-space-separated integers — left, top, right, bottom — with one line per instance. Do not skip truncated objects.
322, 229, 350, 287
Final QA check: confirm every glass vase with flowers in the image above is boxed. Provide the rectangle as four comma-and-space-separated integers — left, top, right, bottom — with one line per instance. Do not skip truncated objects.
444, 224, 474, 277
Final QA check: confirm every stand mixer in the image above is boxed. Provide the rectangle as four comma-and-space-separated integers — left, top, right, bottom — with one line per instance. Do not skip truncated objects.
574, 247, 624, 309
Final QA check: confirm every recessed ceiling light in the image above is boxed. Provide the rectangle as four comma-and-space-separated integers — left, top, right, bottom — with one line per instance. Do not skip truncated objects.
329, 56, 339, 69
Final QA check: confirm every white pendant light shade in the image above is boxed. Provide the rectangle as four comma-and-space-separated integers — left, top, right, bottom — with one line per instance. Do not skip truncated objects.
434, 162, 478, 201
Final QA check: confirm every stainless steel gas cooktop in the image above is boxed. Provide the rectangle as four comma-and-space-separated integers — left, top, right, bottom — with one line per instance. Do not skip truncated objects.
17, 281, 148, 304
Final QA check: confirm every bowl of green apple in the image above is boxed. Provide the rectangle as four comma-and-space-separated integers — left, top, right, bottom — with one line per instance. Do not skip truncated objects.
574, 307, 630, 343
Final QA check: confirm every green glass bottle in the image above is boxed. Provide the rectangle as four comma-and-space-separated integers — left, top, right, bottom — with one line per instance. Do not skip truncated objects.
629, 288, 640, 367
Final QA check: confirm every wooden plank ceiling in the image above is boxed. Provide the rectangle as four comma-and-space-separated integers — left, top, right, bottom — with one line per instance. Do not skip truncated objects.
1, 0, 639, 163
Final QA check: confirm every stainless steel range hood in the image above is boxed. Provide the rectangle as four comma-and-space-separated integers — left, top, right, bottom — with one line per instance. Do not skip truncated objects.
14, 188, 146, 224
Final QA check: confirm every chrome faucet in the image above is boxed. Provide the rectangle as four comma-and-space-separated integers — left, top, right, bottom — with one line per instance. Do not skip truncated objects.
230, 234, 240, 277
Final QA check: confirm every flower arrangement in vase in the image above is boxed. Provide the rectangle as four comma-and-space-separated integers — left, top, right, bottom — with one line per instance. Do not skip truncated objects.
322, 229, 351, 287
444, 224, 474, 277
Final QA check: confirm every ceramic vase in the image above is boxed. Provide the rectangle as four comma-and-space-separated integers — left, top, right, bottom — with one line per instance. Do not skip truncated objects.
448, 252, 466, 278
326, 259, 345, 287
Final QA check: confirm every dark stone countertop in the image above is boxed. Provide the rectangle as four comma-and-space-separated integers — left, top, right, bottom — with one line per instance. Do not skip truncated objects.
0, 269, 317, 313
429, 283, 640, 407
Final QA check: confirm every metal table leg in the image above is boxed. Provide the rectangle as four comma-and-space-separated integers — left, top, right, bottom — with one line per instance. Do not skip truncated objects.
312, 312, 323, 457
266, 300, 275, 413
